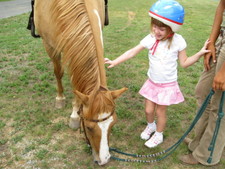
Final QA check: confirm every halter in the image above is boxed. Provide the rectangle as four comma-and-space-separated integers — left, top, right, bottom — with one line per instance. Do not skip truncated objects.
78, 104, 115, 145
77, 87, 115, 144
78, 104, 115, 123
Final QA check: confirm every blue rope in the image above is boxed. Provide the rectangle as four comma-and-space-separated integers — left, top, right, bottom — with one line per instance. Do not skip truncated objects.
207, 91, 225, 164
110, 89, 216, 163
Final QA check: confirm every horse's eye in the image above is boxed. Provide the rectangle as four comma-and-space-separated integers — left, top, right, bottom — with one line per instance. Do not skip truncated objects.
86, 126, 93, 132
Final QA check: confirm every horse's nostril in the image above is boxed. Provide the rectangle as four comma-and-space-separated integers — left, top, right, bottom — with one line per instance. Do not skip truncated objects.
106, 154, 111, 160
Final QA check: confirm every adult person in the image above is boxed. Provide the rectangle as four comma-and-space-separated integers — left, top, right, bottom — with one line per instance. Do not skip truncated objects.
180, 0, 225, 166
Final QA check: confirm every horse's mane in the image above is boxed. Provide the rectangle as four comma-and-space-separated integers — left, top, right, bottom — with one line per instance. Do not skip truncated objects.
51, 0, 101, 94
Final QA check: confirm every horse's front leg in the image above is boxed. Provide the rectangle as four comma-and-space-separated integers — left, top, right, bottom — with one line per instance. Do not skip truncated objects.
43, 41, 66, 109
69, 97, 81, 129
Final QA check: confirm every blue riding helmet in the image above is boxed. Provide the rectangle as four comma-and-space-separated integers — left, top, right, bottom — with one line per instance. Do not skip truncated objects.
149, 0, 185, 32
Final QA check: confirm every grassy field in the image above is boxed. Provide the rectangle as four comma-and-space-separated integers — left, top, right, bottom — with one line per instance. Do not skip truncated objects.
0, 0, 224, 168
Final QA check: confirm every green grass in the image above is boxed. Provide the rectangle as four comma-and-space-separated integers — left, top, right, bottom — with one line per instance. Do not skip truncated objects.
0, 0, 224, 168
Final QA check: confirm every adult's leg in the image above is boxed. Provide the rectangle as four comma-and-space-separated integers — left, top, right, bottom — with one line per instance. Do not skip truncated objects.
192, 36, 225, 165
188, 60, 215, 151
188, 35, 223, 151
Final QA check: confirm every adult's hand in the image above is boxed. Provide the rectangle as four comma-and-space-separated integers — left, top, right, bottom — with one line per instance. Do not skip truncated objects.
204, 42, 216, 71
212, 64, 225, 91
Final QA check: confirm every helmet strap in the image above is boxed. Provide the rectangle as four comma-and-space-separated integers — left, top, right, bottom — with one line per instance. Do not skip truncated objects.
167, 33, 174, 38
161, 32, 174, 41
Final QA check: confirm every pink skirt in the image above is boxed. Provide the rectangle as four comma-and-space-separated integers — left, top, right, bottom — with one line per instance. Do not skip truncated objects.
139, 79, 184, 105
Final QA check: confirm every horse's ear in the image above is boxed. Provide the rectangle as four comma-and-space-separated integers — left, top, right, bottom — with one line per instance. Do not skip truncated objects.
111, 87, 128, 100
74, 90, 89, 105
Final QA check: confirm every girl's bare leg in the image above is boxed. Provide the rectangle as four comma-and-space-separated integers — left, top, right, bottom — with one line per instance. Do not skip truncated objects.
155, 105, 167, 132
145, 99, 156, 123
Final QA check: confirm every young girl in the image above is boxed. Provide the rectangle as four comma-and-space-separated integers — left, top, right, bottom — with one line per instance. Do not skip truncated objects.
105, 0, 210, 148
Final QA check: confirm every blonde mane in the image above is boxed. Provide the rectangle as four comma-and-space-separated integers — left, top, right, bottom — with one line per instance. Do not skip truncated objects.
51, 0, 102, 94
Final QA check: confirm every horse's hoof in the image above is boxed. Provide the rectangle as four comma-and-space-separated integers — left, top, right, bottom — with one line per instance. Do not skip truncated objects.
55, 97, 66, 109
69, 117, 80, 129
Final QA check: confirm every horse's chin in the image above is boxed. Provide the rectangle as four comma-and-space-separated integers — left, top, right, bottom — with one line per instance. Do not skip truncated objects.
94, 158, 110, 166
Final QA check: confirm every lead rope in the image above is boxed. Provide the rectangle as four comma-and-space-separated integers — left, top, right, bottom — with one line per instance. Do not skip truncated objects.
207, 91, 225, 163
110, 89, 217, 163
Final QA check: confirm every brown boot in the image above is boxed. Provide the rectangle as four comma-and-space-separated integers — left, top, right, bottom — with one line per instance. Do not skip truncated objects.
180, 154, 199, 165
183, 137, 192, 145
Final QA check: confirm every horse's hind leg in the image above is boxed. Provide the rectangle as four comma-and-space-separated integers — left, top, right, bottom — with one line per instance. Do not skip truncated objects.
43, 41, 66, 109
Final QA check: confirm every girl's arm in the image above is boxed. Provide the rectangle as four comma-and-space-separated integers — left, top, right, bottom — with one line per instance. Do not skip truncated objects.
105, 44, 145, 68
179, 40, 211, 68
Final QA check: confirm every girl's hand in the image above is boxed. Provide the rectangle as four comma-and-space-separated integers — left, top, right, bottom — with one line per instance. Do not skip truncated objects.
199, 39, 211, 56
104, 58, 115, 68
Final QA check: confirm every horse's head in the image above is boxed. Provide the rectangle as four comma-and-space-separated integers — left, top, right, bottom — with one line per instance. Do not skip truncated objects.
75, 87, 127, 165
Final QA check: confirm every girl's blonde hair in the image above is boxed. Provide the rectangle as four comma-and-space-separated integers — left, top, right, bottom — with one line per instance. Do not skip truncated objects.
151, 18, 174, 49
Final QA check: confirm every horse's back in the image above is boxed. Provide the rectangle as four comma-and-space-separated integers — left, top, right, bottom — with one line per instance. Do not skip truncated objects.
34, 0, 56, 46
34, 0, 105, 52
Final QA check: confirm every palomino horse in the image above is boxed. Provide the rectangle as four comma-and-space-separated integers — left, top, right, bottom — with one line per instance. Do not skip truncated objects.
33, 0, 127, 165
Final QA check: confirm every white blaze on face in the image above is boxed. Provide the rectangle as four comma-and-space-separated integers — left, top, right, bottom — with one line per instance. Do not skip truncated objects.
93, 9, 103, 47
97, 113, 113, 165
70, 105, 79, 118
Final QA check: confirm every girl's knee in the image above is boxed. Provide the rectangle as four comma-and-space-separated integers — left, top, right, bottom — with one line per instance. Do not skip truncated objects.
145, 110, 154, 116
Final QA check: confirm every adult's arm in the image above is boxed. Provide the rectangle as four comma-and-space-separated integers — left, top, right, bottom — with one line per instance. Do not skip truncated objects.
204, 0, 225, 70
